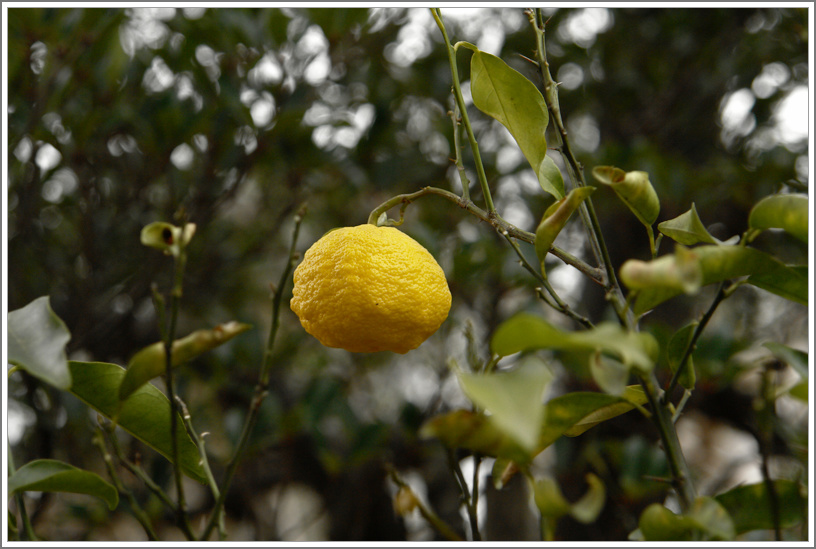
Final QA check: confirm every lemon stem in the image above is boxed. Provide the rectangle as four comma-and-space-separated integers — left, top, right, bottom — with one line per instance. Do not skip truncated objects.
367, 186, 604, 285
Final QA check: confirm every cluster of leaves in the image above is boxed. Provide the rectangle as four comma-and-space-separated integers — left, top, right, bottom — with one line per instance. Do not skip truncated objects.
402, 21, 809, 541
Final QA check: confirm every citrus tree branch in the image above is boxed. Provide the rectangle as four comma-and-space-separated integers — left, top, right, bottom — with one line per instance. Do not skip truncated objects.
431, 8, 495, 215
528, 9, 696, 513
528, 9, 632, 327
201, 205, 306, 541
368, 186, 604, 284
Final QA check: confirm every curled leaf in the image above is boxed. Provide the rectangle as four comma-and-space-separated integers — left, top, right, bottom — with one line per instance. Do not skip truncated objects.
658, 203, 720, 245
119, 321, 252, 401
748, 193, 808, 243
620, 245, 703, 294
592, 166, 660, 227
141, 221, 196, 257
535, 186, 596, 267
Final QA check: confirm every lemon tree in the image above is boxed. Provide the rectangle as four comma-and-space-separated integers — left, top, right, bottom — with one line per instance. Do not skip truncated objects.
290, 223, 452, 354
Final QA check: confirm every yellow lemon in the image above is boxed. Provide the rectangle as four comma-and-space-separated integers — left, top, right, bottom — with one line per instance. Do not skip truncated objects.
290, 224, 451, 354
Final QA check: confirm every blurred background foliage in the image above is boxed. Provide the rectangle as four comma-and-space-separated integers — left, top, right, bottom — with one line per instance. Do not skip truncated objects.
6, 7, 809, 541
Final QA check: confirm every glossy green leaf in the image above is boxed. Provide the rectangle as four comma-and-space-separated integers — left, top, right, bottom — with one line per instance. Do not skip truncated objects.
558, 386, 648, 437
592, 166, 659, 227
120, 321, 252, 401
539, 155, 566, 200
748, 265, 808, 306
715, 480, 806, 534
658, 203, 720, 245
620, 245, 703, 294
633, 245, 808, 314
667, 322, 697, 390
456, 358, 553, 451
69, 361, 208, 483
9, 459, 118, 510
748, 193, 808, 243
491, 314, 658, 373
638, 497, 735, 541
8, 296, 72, 390
470, 50, 560, 198
535, 186, 595, 267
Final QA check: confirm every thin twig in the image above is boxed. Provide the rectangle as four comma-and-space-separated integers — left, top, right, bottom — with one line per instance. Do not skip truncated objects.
8, 442, 38, 541
92, 428, 158, 541
162, 231, 192, 538
388, 466, 464, 542
367, 186, 604, 284
499, 229, 594, 329
431, 8, 495, 214
200, 205, 306, 541
529, 9, 633, 328
176, 396, 224, 538
447, 450, 481, 541
759, 365, 783, 541
449, 101, 471, 202
664, 281, 731, 400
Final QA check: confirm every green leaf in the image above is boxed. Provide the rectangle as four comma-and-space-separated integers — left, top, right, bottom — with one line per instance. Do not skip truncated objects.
667, 322, 697, 390
456, 357, 553, 451
620, 245, 703, 294
788, 380, 808, 401
748, 265, 808, 306
470, 50, 560, 199
762, 341, 808, 379
715, 480, 806, 534
689, 496, 736, 541
748, 193, 808, 243
418, 409, 530, 463
120, 321, 252, 401
539, 155, 565, 200
8, 296, 72, 390
9, 459, 118, 510
491, 314, 658, 373
592, 166, 660, 227
420, 386, 647, 462
633, 245, 808, 314
535, 186, 595, 267
638, 503, 694, 541
638, 498, 735, 541
558, 386, 648, 437
569, 473, 606, 524
531, 476, 572, 518
589, 351, 629, 396
68, 361, 208, 483
658, 203, 720, 245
